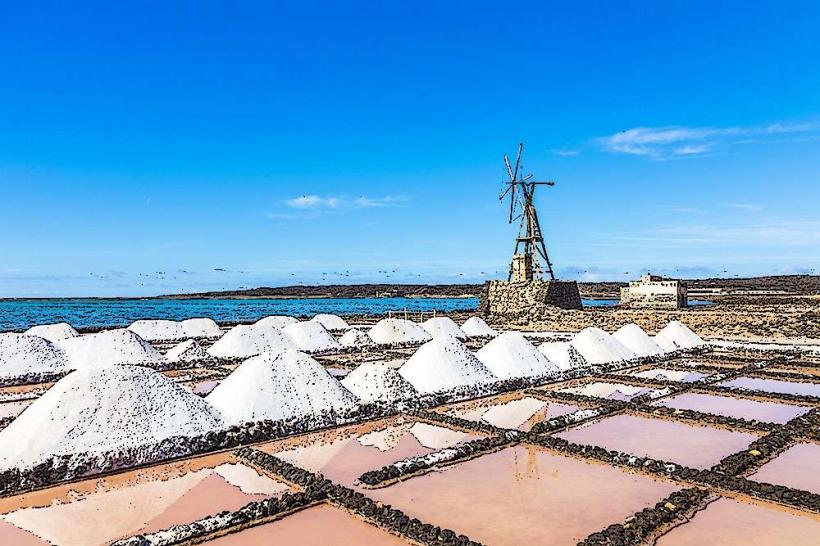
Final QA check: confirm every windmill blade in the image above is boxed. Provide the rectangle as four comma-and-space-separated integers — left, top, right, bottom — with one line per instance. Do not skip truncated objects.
499, 182, 513, 200
512, 143, 523, 181
508, 183, 516, 223
503, 154, 515, 181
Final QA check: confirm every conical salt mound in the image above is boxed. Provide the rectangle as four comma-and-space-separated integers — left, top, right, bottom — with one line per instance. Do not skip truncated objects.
476, 331, 559, 380
398, 337, 496, 395
206, 350, 359, 425
181, 318, 223, 339
613, 323, 665, 357
166, 339, 212, 363
0, 333, 68, 379
0, 365, 225, 471
254, 315, 298, 329
654, 321, 707, 351
57, 329, 165, 369
570, 327, 638, 365
422, 317, 467, 340
341, 362, 417, 403
128, 320, 186, 342
310, 314, 349, 331
368, 318, 432, 345
538, 341, 588, 371
461, 316, 498, 338
24, 322, 79, 342
339, 328, 376, 349
207, 324, 295, 359
283, 321, 341, 352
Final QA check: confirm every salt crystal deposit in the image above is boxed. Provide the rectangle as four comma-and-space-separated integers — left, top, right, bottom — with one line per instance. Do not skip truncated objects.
254, 315, 299, 329
165, 339, 213, 363
23, 322, 79, 342
180, 318, 223, 339
57, 329, 166, 369
207, 324, 295, 359
398, 336, 496, 395
339, 328, 376, 349
655, 320, 707, 351
570, 327, 638, 365
0, 365, 225, 471
368, 318, 432, 345
310, 313, 350, 331
538, 341, 588, 371
408, 422, 472, 450
476, 331, 559, 379
613, 323, 665, 357
563, 381, 649, 401
127, 318, 223, 342
341, 362, 418, 403
422, 316, 468, 340
283, 321, 341, 352
0, 333, 68, 379
479, 397, 549, 429
461, 316, 498, 338
206, 350, 359, 425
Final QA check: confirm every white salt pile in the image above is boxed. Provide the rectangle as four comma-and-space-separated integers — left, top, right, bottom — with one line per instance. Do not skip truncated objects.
341, 362, 418, 403
283, 321, 341, 353
206, 350, 359, 425
613, 323, 665, 357
339, 328, 376, 349
207, 324, 295, 359
398, 336, 496, 395
655, 321, 707, 351
461, 316, 498, 338
310, 313, 350, 331
180, 318, 223, 339
23, 322, 79, 342
0, 333, 68, 379
570, 327, 638, 365
538, 341, 588, 371
254, 315, 299, 329
421, 317, 468, 340
0, 365, 225, 471
165, 339, 213, 363
475, 331, 559, 379
368, 318, 432, 345
57, 329, 166, 369
127, 318, 223, 342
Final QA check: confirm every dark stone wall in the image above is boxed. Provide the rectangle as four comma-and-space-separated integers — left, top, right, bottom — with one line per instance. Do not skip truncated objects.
478, 280, 583, 322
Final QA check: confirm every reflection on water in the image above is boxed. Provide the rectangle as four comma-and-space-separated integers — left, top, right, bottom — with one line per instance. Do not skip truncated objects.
653, 392, 810, 424
748, 443, 820, 494
631, 368, 707, 383
560, 381, 652, 401
655, 497, 820, 546
366, 445, 678, 545
719, 377, 820, 398
556, 414, 759, 469
442, 394, 580, 431
0, 453, 290, 546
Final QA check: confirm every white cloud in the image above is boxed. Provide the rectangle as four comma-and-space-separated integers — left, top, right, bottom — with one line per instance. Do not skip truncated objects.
355, 196, 407, 207
550, 148, 580, 157
285, 195, 340, 209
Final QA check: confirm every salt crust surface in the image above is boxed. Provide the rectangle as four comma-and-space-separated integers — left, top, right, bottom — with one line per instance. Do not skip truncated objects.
0, 365, 225, 471
655, 321, 707, 351
207, 324, 295, 359
127, 318, 222, 342
538, 341, 588, 371
613, 323, 665, 357
165, 339, 212, 363
339, 328, 376, 348
23, 322, 79, 342
283, 321, 341, 352
57, 329, 166, 369
206, 349, 359, 425
341, 362, 417, 403
0, 333, 68, 378
564, 381, 649, 400
310, 313, 350, 331
254, 315, 299, 330
421, 317, 468, 340
398, 336, 496, 395
368, 318, 432, 345
461, 316, 498, 338
475, 331, 559, 379
571, 327, 638, 365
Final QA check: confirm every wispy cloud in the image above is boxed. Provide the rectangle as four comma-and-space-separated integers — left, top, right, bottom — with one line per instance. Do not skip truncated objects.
550, 148, 580, 157
285, 195, 341, 209
610, 220, 820, 246
272, 194, 409, 220
725, 203, 762, 213
597, 121, 816, 159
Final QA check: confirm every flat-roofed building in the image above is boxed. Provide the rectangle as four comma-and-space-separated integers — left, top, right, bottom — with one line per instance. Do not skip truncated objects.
620, 274, 688, 309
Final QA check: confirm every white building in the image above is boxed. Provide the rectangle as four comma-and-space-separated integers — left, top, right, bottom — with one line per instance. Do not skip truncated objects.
620, 274, 688, 309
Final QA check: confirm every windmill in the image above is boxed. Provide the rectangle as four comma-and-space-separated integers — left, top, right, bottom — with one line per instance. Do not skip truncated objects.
499, 143, 556, 281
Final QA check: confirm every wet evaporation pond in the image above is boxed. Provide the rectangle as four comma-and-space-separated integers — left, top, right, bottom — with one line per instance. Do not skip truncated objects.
555, 414, 759, 469
651, 392, 811, 424
718, 376, 820, 398
440, 394, 580, 432
629, 368, 708, 382
365, 444, 678, 545
559, 381, 653, 401
748, 442, 820, 494
0, 453, 291, 546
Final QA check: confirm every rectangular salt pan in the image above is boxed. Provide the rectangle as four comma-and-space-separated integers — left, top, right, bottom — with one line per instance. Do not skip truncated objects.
652, 392, 810, 424
718, 376, 820, 398
748, 443, 820, 495
441, 395, 580, 431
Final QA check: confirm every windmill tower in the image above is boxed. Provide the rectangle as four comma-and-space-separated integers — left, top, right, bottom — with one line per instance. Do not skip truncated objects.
499, 143, 556, 282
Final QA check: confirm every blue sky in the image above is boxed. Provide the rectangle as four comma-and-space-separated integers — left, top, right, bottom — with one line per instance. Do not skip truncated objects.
1, 1, 819, 297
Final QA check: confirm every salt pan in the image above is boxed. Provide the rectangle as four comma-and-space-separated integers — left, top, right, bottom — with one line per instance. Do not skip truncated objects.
461, 316, 498, 338
207, 324, 295, 359
368, 318, 432, 345
570, 327, 638, 365
57, 329, 166, 369
422, 317, 468, 340
341, 362, 418, 403
283, 321, 341, 353
538, 341, 588, 371
310, 314, 350, 331
613, 323, 665, 357
476, 331, 559, 379
24, 322, 79, 342
398, 337, 496, 395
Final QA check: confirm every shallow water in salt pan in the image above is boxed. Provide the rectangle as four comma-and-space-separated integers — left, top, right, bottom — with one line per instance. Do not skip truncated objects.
556, 414, 759, 469
202, 503, 411, 545
629, 367, 707, 382
718, 376, 820, 398
441, 395, 580, 431
559, 381, 653, 401
655, 497, 820, 546
748, 443, 820, 494
365, 444, 678, 545
652, 392, 810, 424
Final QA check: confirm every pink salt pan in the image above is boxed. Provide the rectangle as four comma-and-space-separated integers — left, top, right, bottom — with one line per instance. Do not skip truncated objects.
653, 392, 810, 424
748, 443, 820, 494
719, 377, 820, 398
